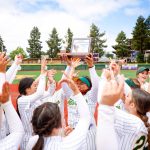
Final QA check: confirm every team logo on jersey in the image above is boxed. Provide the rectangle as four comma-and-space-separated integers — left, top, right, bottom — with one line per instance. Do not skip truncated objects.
68, 98, 77, 106
116, 105, 121, 109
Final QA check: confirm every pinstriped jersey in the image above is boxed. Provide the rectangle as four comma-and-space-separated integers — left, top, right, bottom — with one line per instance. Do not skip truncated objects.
114, 108, 148, 150
68, 92, 97, 129
114, 99, 127, 112
0, 63, 20, 140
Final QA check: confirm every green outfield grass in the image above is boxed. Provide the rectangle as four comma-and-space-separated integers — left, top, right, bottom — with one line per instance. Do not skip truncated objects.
13, 70, 137, 84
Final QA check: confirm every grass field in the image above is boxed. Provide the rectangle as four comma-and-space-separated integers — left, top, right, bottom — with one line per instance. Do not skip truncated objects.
13, 69, 137, 84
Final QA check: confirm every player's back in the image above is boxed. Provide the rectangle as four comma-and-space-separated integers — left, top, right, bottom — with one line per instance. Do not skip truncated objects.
114, 108, 148, 150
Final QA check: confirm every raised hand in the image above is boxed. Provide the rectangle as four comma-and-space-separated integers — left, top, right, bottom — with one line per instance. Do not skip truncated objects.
41, 58, 47, 74
47, 69, 57, 84
59, 72, 80, 95
0, 82, 10, 104
64, 126, 74, 136
85, 54, 94, 68
65, 55, 72, 66
101, 69, 111, 80
109, 59, 121, 76
71, 58, 81, 69
100, 70, 124, 106
14, 54, 23, 65
0, 52, 9, 73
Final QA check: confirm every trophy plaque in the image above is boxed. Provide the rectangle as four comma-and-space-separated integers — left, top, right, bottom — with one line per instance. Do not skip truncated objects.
70, 38, 91, 57
58, 38, 91, 60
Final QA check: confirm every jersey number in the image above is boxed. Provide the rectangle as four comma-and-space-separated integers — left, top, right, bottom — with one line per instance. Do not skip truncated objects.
133, 135, 146, 150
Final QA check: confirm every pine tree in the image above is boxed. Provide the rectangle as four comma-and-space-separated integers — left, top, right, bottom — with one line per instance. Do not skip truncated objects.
64, 28, 73, 52
145, 15, 150, 50
112, 31, 130, 58
46, 28, 62, 58
27, 27, 42, 58
89, 23, 107, 56
0, 36, 6, 52
132, 16, 148, 54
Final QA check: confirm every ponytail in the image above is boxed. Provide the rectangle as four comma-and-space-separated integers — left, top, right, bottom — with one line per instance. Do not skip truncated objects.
31, 102, 62, 150
16, 95, 22, 117
132, 89, 150, 148
32, 136, 44, 150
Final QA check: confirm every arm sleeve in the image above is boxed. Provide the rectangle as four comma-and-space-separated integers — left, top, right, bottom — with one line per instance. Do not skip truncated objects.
41, 82, 56, 99
6, 62, 20, 83
61, 66, 73, 99
25, 135, 39, 150
0, 100, 24, 149
97, 77, 107, 103
96, 105, 118, 150
61, 66, 71, 80
62, 93, 90, 149
88, 66, 100, 103
43, 89, 65, 104
124, 82, 132, 97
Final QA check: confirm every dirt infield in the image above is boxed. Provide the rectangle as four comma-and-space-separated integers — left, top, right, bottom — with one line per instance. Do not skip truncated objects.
15, 75, 36, 80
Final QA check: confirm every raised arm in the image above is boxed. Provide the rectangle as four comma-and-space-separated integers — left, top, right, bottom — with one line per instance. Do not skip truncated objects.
6, 54, 22, 83
42, 69, 57, 99
0, 82, 24, 149
97, 70, 124, 150
18, 58, 47, 106
60, 74, 90, 149
85, 54, 100, 103
61, 57, 81, 99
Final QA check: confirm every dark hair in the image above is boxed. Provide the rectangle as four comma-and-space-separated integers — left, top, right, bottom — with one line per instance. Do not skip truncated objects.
18, 77, 35, 95
31, 102, 61, 150
17, 78, 35, 116
132, 88, 150, 148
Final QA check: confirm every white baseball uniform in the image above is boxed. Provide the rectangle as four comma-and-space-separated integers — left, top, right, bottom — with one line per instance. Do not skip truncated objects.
0, 100, 24, 150
26, 93, 91, 150
0, 62, 21, 140
97, 76, 148, 150
18, 74, 56, 150
61, 66, 99, 150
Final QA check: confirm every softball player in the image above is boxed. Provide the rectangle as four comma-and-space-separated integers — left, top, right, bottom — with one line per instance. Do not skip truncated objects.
17, 59, 57, 150
97, 70, 150, 149
60, 55, 99, 150
26, 76, 91, 150
0, 56, 24, 150
0, 54, 22, 140
18, 75, 57, 150
0, 83, 24, 150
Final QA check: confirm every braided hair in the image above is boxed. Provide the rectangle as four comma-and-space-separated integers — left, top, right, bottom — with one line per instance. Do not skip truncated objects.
132, 88, 150, 149
31, 102, 61, 150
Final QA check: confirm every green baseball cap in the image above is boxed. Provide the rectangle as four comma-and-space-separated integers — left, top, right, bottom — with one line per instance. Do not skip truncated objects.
125, 79, 140, 88
136, 67, 149, 75
78, 77, 91, 88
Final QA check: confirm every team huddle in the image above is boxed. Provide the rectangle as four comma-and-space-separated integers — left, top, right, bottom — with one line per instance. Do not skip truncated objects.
0, 52, 150, 150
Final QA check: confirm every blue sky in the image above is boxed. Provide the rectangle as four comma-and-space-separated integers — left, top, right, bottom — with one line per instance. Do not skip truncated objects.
0, 0, 149, 53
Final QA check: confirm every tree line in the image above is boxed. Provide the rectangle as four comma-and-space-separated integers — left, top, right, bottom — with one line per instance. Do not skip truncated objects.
0, 15, 150, 62
113, 15, 150, 62
0, 24, 106, 59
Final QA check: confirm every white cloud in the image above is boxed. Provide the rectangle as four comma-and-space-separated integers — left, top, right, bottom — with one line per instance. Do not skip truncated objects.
124, 7, 147, 16
0, 0, 143, 54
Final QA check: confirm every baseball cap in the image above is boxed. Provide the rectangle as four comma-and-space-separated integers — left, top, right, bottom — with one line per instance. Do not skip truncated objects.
78, 77, 91, 88
125, 79, 140, 88
136, 67, 149, 75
